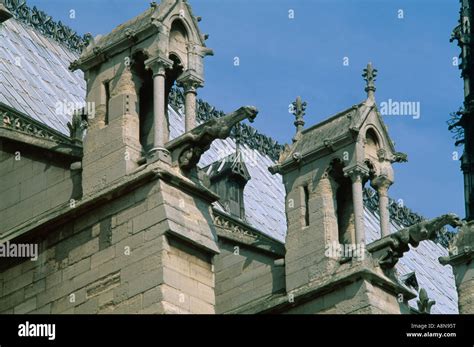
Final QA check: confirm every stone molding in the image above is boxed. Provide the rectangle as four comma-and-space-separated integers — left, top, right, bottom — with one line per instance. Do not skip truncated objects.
0, 103, 81, 153
212, 208, 284, 255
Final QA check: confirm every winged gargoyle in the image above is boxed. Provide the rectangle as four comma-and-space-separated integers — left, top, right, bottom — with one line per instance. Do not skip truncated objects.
166, 106, 258, 171
368, 213, 462, 269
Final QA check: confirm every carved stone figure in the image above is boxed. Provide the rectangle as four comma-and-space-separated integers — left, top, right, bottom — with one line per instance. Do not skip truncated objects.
166, 106, 258, 171
417, 288, 436, 314
67, 110, 87, 143
370, 213, 462, 269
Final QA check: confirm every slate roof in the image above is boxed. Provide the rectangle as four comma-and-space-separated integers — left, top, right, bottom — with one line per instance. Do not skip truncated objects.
0, 7, 458, 314
0, 18, 85, 134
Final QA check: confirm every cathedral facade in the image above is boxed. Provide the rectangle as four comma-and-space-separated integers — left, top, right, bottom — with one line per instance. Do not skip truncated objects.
0, 0, 473, 314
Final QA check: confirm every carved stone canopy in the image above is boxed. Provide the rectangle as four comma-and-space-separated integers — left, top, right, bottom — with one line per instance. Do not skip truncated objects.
166, 106, 258, 171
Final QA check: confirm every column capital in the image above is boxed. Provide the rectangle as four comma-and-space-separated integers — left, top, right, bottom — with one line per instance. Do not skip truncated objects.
343, 164, 370, 182
177, 70, 204, 93
145, 55, 173, 77
371, 175, 393, 195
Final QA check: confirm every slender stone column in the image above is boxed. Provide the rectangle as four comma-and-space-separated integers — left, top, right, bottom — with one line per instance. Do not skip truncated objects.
145, 56, 172, 157
344, 165, 369, 245
177, 70, 204, 132
371, 175, 393, 238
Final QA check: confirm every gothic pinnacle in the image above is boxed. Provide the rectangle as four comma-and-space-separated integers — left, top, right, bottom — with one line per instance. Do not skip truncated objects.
362, 62, 377, 102
291, 96, 307, 142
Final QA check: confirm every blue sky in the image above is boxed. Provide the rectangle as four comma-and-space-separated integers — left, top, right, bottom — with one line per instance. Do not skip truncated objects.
28, 0, 464, 220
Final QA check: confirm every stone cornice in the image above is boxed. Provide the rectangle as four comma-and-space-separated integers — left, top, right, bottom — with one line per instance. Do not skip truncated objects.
2, 0, 91, 53
0, 159, 223, 255
227, 265, 416, 314
212, 208, 285, 256
0, 163, 157, 244
0, 103, 82, 158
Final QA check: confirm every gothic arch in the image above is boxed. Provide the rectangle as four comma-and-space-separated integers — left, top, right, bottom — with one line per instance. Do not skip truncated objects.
364, 126, 382, 161
168, 18, 190, 69
167, 14, 198, 44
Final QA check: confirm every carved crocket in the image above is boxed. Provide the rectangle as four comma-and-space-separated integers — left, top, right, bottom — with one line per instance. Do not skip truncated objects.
166, 106, 258, 171
417, 288, 436, 314
372, 213, 462, 269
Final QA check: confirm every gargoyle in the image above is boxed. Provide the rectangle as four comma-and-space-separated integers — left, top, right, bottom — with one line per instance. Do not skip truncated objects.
166, 106, 258, 171
392, 151, 408, 163
67, 109, 88, 143
370, 213, 462, 269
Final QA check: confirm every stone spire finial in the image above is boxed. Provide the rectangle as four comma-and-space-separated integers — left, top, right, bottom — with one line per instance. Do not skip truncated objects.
291, 96, 307, 142
362, 62, 377, 101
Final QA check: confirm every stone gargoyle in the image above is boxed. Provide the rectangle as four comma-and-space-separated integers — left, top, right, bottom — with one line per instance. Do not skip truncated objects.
368, 213, 462, 269
166, 106, 258, 171
67, 109, 88, 143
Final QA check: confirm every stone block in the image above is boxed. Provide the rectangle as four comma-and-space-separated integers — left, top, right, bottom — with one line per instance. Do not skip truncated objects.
91, 246, 116, 269
3, 270, 33, 295
24, 279, 46, 299
63, 258, 91, 281
74, 297, 99, 314
0, 289, 25, 311
68, 238, 99, 264
127, 269, 163, 297
14, 297, 37, 314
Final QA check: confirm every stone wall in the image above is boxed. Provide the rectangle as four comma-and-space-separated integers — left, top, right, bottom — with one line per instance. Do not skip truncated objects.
441, 222, 474, 314
81, 51, 142, 196
0, 142, 79, 234
455, 262, 474, 313
285, 279, 408, 314
0, 176, 215, 314
214, 239, 285, 313
284, 160, 341, 292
